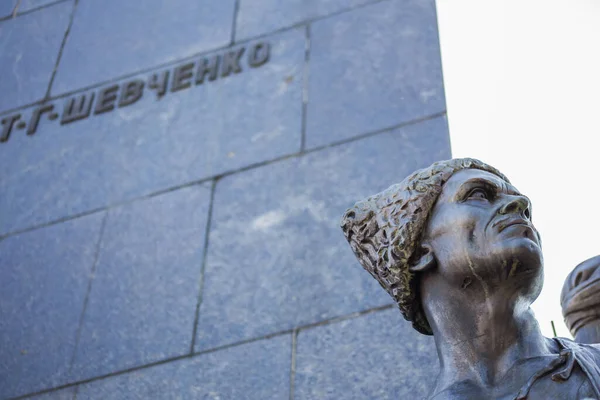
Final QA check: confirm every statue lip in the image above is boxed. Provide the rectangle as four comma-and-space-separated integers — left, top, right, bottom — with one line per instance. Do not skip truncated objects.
494, 217, 533, 233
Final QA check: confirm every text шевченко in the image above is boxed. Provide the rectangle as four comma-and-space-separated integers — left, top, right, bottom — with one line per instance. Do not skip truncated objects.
0, 41, 271, 143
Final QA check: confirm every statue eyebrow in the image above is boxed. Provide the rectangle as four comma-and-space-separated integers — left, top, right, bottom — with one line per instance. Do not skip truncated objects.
451, 177, 497, 202
456, 177, 500, 194
456, 177, 526, 200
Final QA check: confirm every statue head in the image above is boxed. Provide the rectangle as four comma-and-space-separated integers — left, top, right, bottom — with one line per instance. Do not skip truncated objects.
340, 158, 544, 335
561, 255, 600, 343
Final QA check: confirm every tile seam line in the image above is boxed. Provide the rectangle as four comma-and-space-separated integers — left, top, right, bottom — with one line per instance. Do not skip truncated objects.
0, 0, 70, 26
189, 179, 217, 352
289, 329, 299, 400
66, 211, 108, 377
9, 304, 394, 400
44, 0, 79, 99
0, 0, 395, 118
299, 24, 311, 152
0, 110, 447, 241
230, 0, 240, 44
19, 0, 70, 18
1, 0, 392, 27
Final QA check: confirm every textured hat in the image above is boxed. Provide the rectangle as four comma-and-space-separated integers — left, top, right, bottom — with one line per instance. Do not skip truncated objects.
340, 158, 508, 335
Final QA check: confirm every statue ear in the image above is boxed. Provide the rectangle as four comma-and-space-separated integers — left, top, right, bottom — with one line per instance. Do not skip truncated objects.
409, 244, 436, 273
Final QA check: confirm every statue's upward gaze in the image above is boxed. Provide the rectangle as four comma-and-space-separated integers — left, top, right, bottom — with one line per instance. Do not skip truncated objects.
341, 158, 600, 400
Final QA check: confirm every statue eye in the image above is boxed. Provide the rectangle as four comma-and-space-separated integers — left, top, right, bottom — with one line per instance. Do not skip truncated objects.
467, 188, 490, 200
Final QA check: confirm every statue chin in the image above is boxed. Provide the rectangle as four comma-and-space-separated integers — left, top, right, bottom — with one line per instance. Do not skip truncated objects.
493, 236, 544, 283
466, 246, 543, 297
502, 252, 544, 304
498, 222, 543, 260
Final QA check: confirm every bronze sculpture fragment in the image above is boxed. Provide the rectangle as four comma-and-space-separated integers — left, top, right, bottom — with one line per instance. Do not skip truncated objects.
341, 158, 600, 399
562, 256, 600, 345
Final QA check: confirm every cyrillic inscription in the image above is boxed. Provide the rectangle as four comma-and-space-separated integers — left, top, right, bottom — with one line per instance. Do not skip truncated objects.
61, 93, 95, 125
0, 41, 271, 143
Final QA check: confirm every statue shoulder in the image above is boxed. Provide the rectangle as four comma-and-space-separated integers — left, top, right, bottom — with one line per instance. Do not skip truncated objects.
554, 337, 600, 397
555, 336, 600, 359
580, 342, 600, 356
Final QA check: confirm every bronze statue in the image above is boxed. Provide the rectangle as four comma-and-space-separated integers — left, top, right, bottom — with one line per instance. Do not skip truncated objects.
562, 256, 600, 344
341, 158, 600, 399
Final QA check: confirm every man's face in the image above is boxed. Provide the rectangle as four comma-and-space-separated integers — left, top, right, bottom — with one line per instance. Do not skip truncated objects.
422, 169, 543, 298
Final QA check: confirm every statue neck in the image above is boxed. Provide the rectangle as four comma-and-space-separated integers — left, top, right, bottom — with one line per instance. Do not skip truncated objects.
424, 285, 553, 393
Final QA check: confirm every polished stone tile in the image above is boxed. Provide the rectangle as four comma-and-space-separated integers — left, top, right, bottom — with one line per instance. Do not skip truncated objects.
236, 0, 373, 40
0, 0, 17, 18
0, 0, 71, 112
52, 0, 236, 94
195, 116, 450, 351
0, 213, 104, 399
306, 0, 446, 148
18, 0, 64, 13
0, 0, 450, 396
0, 29, 304, 236
295, 308, 439, 399
70, 185, 211, 381
76, 335, 291, 399
27, 388, 76, 400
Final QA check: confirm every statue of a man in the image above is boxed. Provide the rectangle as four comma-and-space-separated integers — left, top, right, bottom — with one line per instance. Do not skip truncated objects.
341, 158, 600, 399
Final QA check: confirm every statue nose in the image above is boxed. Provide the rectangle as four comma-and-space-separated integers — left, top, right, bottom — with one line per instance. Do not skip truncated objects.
499, 196, 531, 219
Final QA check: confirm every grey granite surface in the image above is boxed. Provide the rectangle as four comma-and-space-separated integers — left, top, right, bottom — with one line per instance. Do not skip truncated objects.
0, 214, 103, 398
195, 116, 450, 351
18, 0, 64, 13
306, 0, 445, 148
0, 0, 448, 397
76, 335, 291, 399
51, 0, 236, 94
0, 0, 71, 112
70, 185, 211, 381
295, 308, 439, 399
0, 29, 304, 236
0, 0, 16, 18
236, 0, 375, 40
27, 388, 75, 400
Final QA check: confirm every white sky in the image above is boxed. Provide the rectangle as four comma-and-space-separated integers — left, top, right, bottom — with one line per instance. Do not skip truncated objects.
435, 0, 600, 338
